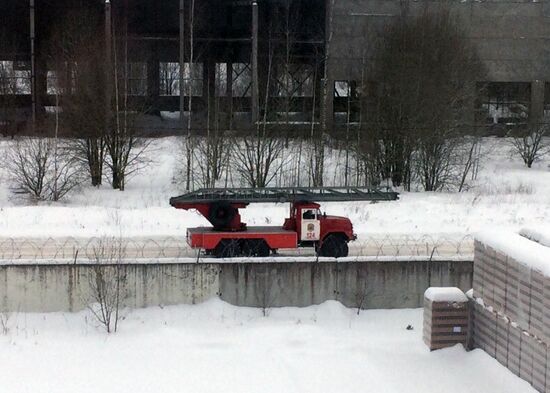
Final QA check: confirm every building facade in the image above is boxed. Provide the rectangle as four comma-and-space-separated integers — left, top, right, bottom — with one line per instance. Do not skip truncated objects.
0, 0, 548, 135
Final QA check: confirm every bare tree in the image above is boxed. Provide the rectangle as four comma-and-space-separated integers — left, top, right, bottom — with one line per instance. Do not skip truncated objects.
104, 9, 152, 191
365, 7, 484, 191
232, 135, 285, 188
458, 135, 483, 192
231, 20, 287, 188
48, 7, 107, 187
182, 0, 197, 190
194, 131, 230, 188
86, 238, 128, 334
509, 119, 549, 168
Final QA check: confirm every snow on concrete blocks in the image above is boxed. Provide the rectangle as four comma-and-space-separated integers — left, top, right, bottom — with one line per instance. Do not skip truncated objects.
423, 287, 469, 351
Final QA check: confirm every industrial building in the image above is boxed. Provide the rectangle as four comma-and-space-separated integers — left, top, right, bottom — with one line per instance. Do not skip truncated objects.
0, 0, 549, 135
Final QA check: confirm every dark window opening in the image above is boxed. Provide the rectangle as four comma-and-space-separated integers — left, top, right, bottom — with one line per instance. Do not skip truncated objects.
334, 80, 360, 123
476, 82, 530, 126
0, 60, 30, 95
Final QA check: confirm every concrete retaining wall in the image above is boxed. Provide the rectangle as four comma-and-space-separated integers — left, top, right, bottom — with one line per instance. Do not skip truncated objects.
0, 259, 473, 313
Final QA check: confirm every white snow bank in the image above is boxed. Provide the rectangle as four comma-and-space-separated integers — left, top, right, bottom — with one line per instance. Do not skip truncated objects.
424, 287, 468, 303
476, 230, 550, 276
0, 299, 535, 393
519, 227, 550, 248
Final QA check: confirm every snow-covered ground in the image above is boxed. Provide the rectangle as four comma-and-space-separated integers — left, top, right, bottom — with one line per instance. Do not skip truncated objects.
0, 136, 549, 239
0, 299, 535, 393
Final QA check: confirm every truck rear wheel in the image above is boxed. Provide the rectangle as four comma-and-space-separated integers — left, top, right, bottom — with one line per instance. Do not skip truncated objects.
241, 239, 270, 257
318, 235, 348, 258
213, 239, 240, 258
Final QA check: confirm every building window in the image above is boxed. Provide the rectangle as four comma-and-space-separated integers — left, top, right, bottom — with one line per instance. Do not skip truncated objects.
232, 63, 251, 97
159, 62, 180, 96
0, 60, 30, 95
334, 80, 352, 98
477, 82, 530, 125
334, 80, 360, 123
272, 64, 314, 97
46, 65, 76, 95
159, 62, 203, 97
127, 62, 147, 96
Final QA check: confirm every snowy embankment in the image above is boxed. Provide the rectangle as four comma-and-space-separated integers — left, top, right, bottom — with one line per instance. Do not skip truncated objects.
0, 299, 535, 393
0, 137, 549, 240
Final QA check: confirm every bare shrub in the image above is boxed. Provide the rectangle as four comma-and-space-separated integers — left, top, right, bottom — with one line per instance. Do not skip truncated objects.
86, 238, 128, 333
4, 138, 80, 201
509, 120, 549, 168
0, 312, 11, 335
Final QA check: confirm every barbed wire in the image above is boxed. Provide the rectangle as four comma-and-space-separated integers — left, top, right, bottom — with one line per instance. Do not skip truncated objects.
0, 234, 474, 263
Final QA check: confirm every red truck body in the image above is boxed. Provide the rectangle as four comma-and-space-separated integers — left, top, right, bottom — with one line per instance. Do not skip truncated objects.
187, 226, 298, 250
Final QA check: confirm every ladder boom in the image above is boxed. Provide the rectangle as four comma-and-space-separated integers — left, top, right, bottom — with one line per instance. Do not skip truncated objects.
170, 186, 399, 206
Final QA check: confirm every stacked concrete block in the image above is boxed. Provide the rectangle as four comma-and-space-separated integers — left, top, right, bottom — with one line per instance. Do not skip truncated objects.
482, 246, 496, 310
532, 336, 547, 392
423, 288, 469, 351
507, 322, 522, 376
472, 237, 550, 393
495, 313, 509, 367
519, 331, 534, 384
472, 300, 496, 357
492, 250, 507, 313
531, 270, 546, 341
545, 277, 550, 345
518, 262, 533, 332
473, 240, 485, 299
505, 256, 520, 323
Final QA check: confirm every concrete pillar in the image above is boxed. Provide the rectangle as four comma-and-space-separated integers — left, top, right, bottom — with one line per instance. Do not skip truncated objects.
179, 0, 185, 124
105, 0, 112, 123
29, 0, 36, 130
251, 1, 259, 124
225, 61, 233, 98
322, 0, 334, 132
146, 48, 160, 115
203, 58, 216, 128
530, 80, 545, 125
322, 77, 334, 131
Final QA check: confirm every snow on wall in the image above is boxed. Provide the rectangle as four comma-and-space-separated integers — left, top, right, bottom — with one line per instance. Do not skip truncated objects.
424, 287, 467, 303
476, 230, 550, 276
519, 227, 550, 249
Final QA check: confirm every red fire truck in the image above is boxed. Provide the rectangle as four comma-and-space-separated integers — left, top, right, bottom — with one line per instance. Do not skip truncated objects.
170, 187, 398, 258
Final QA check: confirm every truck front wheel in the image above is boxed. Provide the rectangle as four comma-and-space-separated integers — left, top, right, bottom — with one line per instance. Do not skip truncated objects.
318, 235, 349, 258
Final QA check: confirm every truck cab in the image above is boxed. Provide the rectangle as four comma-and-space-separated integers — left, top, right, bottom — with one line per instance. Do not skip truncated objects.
284, 201, 355, 257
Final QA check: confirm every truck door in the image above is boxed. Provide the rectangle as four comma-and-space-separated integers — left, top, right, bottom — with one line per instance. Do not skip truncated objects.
300, 208, 320, 241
